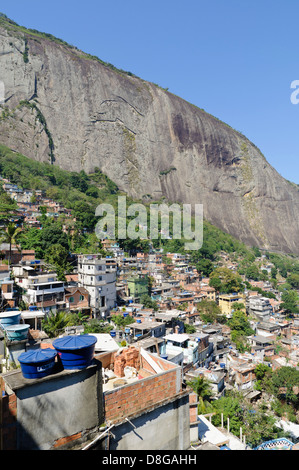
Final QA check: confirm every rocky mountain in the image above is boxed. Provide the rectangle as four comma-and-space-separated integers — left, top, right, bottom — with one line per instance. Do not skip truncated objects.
0, 15, 298, 254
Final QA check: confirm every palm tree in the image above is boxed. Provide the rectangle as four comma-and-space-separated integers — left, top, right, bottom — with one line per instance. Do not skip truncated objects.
187, 376, 214, 414
0, 222, 22, 266
42, 311, 73, 338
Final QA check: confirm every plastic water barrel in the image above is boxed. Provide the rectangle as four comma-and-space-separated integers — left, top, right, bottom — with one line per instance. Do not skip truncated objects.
0, 311, 21, 327
5, 324, 30, 340
53, 334, 97, 370
19, 349, 57, 379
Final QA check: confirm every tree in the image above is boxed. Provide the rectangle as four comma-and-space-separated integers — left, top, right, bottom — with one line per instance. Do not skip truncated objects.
271, 267, 278, 279
39, 221, 70, 256
228, 309, 254, 352
209, 267, 244, 293
42, 311, 73, 338
18, 227, 43, 258
83, 319, 113, 334
68, 310, 90, 326
280, 290, 299, 315
0, 221, 22, 265
44, 243, 72, 281
111, 314, 135, 330
184, 323, 196, 334
245, 264, 261, 281
287, 273, 299, 289
0, 190, 19, 224
140, 294, 158, 311
242, 404, 280, 448
212, 391, 285, 448
187, 376, 214, 413
197, 299, 225, 324
211, 394, 244, 435
254, 363, 272, 392
271, 366, 299, 408
196, 258, 214, 276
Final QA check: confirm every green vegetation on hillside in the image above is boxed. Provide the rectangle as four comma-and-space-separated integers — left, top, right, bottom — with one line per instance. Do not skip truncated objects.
0, 143, 121, 229
0, 142, 299, 283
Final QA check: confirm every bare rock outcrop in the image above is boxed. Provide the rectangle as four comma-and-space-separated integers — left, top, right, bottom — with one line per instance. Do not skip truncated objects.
0, 17, 298, 254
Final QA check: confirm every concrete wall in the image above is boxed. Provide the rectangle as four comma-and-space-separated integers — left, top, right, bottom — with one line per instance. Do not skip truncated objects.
108, 392, 190, 450
1, 360, 103, 450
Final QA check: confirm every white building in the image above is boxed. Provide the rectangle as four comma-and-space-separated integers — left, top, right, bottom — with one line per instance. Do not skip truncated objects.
163, 333, 199, 365
248, 295, 273, 320
13, 265, 65, 311
77, 254, 117, 318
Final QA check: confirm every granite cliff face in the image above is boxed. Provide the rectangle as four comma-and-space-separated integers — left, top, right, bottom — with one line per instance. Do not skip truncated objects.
0, 17, 298, 254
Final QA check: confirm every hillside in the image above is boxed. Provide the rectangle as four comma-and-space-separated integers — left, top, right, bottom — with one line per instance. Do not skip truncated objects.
0, 14, 299, 254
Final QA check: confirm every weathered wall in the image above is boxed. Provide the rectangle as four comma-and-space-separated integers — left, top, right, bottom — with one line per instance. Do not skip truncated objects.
0, 361, 103, 450
108, 392, 190, 450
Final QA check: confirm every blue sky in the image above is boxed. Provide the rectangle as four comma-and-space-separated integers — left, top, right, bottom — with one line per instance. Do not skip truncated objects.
2, 0, 299, 183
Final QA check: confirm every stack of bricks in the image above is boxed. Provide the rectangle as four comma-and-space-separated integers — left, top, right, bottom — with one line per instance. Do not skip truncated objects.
123, 347, 140, 369
114, 354, 126, 377
113, 347, 140, 377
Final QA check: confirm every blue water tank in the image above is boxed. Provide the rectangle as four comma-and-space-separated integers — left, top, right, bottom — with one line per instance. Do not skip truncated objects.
110, 330, 116, 337
0, 311, 21, 327
53, 334, 97, 370
19, 348, 57, 379
5, 324, 30, 341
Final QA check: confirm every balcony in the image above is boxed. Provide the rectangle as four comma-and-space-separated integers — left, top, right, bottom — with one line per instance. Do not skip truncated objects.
27, 281, 65, 297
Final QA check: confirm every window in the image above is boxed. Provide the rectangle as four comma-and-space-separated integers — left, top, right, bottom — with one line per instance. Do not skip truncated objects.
69, 296, 74, 303
79, 295, 84, 301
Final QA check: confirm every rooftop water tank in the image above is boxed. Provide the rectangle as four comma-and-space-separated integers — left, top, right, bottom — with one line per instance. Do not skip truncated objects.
5, 324, 30, 341
18, 348, 57, 379
53, 334, 97, 370
0, 311, 21, 327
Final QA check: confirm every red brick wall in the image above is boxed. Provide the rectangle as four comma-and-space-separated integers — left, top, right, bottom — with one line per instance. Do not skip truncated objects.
53, 431, 82, 448
95, 351, 115, 370
104, 369, 179, 422
189, 391, 198, 424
